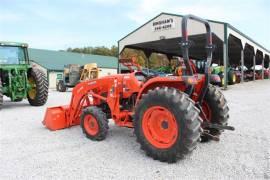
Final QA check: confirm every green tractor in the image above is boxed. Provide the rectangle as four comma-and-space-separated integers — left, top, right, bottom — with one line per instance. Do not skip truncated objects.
211, 65, 237, 86
0, 42, 48, 108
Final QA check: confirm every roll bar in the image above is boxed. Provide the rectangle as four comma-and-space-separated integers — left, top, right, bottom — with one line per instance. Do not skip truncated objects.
181, 15, 213, 49
180, 14, 215, 104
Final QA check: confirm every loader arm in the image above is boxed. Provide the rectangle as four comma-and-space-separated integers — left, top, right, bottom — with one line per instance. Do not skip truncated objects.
43, 76, 122, 130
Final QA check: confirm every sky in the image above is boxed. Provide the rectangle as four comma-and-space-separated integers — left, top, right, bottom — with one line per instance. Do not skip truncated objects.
0, 0, 269, 51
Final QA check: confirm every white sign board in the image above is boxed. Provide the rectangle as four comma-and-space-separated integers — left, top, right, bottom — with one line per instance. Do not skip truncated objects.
152, 18, 175, 32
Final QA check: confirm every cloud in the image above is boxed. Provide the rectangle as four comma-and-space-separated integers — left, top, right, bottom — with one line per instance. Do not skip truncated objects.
0, 0, 268, 50
127, 0, 167, 24
127, 0, 267, 24
126, 0, 270, 49
0, 12, 23, 22
0, 32, 91, 50
83, 0, 122, 5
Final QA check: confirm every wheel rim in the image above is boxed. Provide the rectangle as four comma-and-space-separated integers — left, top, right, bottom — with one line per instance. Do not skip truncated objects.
60, 83, 64, 90
84, 114, 99, 136
142, 106, 178, 149
232, 74, 236, 83
28, 77, 37, 99
201, 101, 212, 122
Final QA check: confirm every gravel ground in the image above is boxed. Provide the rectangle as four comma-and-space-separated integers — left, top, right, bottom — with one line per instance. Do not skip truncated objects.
0, 80, 270, 180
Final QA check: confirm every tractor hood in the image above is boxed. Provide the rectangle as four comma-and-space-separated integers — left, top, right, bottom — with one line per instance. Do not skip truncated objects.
0, 41, 28, 48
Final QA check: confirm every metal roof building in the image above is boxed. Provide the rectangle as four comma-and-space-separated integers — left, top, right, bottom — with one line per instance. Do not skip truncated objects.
118, 12, 270, 88
28, 48, 118, 88
29, 48, 118, 70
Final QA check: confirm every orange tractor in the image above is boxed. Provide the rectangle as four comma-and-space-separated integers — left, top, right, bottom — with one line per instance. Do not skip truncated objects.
43, 15, 234, 162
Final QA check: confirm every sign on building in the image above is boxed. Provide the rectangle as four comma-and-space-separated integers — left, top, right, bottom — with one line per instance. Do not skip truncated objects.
152, 18, 175, 32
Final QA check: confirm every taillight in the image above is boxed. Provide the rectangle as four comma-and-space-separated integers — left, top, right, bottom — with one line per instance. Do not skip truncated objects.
186, 77, 197, 85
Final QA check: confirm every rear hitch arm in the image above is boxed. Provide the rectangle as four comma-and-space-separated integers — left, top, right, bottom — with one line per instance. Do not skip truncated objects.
203, 122, 235, 131
201, 124, 235, 142
202, 131, 220, 141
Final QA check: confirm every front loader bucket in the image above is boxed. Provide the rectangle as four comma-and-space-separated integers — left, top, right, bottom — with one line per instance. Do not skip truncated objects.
43, 105, 70, 131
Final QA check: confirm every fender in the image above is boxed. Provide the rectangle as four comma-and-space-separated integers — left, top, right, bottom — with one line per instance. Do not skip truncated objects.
136, 76, 198, 102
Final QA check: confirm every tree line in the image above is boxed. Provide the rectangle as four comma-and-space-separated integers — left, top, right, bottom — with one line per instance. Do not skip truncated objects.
65, 46, 171, 71
66, 45, 118, 57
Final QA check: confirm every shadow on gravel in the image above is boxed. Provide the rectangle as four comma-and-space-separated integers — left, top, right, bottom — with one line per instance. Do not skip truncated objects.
50, 89, 73, 93
1, 101, 30, 109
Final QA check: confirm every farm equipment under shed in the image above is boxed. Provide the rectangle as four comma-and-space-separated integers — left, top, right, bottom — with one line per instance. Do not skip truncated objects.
56, 63, 99, 92
211, 66, 238, 86
43, 15, 234, 162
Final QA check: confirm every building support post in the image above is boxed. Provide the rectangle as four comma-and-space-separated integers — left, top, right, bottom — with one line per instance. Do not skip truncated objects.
223, 44, 228, 89
167, 55, 173, 68
143, 50, 152, 75
117, 42, 120, 74
262, 57, 264, 80
253, 55, 256, 81
241, 49, 244, 83
223, 24, 228, 89
269, 61, 270, 80
117, 59, 120, 74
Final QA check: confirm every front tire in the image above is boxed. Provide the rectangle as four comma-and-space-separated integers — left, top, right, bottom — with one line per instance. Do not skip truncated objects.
81, 106, 109, 141
13, 98, 23, 102
134, 87, 202, 163
228, 70, 236, 85
56, 80, 67, 92
27, 68, 48, 106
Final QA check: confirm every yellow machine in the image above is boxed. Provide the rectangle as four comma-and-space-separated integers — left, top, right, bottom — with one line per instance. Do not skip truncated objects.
80, 63, 99, 81
56, 63, 100, 92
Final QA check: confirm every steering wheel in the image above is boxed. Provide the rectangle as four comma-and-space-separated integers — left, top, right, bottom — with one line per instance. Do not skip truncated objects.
135, 72, 147, 82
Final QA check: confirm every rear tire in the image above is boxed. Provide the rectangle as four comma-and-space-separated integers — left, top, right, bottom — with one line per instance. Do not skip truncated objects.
27, 68, 48, 106
218, 72, 224, 87
56, 80, 67, 92
14, 98, 23, 102
228, 70, 236, 85
0, 78, 3, 109
200, 84, 229, 142
81, 106, 109, 141
134, 87, 202, 163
